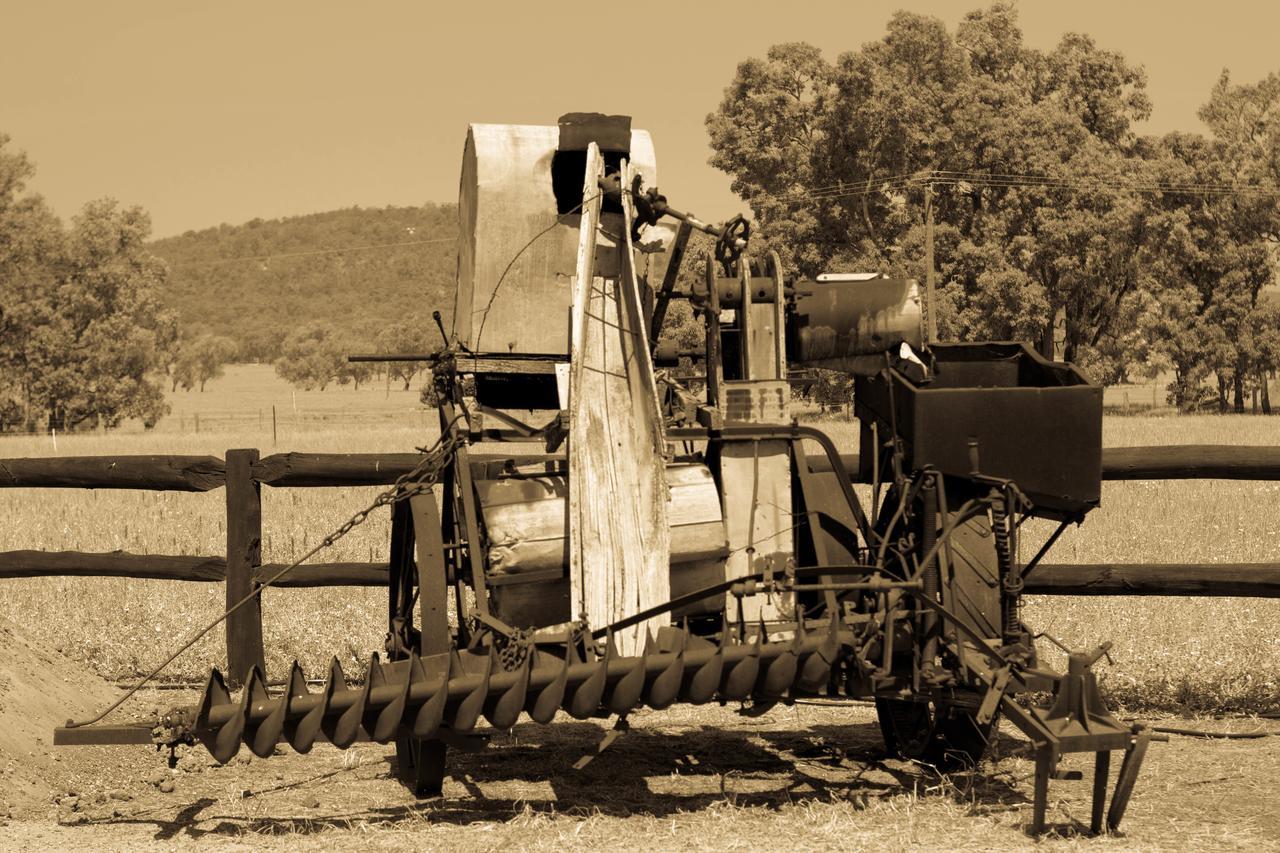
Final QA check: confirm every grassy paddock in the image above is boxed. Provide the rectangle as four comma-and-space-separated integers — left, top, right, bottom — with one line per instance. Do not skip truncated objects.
2, 413, 1279, 714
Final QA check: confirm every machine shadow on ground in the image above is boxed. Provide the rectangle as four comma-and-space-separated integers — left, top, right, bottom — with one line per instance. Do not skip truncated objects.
87, 714, 1045, 841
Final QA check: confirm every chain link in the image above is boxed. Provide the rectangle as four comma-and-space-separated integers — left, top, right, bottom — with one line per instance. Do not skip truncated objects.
67, 425, 463, 729
317, 440, 456, 552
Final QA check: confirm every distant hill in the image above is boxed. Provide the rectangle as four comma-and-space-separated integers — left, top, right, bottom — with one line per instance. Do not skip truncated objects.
149, 205, 458, 360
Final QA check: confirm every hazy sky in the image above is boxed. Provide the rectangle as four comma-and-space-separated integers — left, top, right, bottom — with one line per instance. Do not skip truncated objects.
4, 1, 1278, 239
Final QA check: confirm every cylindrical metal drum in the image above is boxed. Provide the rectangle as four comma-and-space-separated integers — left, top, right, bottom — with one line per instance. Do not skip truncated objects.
477, 462, 728, 628
790, 276, 923, 372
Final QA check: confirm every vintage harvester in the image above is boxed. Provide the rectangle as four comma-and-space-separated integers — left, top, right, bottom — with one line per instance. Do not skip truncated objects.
58, 114, 1156, 834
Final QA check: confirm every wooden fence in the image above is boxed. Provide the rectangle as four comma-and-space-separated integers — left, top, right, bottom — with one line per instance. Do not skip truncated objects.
3, 444, 1280, 677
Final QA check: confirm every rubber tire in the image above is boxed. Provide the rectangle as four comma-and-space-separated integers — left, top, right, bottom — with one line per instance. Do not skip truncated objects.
875, 698, 994, 770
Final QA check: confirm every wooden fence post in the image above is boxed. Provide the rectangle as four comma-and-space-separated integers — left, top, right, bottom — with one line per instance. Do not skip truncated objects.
225, 448, 265, 683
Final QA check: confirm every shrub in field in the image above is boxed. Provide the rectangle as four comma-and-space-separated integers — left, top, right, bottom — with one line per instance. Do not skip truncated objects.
274, 324, 349, 391
172, 335, 238, 392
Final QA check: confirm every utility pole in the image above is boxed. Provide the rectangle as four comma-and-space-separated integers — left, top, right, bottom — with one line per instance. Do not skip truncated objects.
924, 180, 938, 344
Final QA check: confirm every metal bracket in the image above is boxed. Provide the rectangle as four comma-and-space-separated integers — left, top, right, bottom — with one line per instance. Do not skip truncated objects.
975, 665, 1011, 725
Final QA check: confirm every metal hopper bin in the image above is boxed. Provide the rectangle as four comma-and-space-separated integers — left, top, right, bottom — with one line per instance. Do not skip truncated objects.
855, 342, 1103, 518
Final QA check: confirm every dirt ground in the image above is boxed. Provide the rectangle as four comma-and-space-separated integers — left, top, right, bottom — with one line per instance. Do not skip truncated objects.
8, 618, 1275, 853
0, 619, 122, 814
4, 700, 1279, 851
4, 619, 1279, 851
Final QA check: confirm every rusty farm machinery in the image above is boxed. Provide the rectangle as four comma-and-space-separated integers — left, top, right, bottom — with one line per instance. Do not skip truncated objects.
56, 113, 1157, 835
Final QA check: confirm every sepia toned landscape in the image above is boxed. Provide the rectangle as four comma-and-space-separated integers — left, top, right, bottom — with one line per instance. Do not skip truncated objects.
5, 2, 1280, 850
3, 370, 1279, 848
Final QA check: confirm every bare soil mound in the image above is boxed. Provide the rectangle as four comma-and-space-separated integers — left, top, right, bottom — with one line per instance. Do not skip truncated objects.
0, 617, 122, 815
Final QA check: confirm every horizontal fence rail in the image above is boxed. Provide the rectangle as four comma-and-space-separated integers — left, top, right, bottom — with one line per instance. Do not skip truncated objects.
8, 445, 1280, 492
0, 455, 228, 491
1023, 563, 1280, 597
4, 443, 1280, 675
3, 550, 1280, 598
0, 550, 389, 587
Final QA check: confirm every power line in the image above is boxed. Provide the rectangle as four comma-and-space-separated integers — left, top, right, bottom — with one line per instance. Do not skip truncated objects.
161, 235, 458, 269
765, 173, 927, 203
751, 169, 1280, 208
932, 170, 1280, 194
151, 170, 1280, 272
805, 171, 1280, 204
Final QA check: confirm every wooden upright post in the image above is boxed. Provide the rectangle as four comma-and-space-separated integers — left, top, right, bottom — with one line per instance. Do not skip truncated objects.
391, 491, 453, 799
225, 448, 265, 683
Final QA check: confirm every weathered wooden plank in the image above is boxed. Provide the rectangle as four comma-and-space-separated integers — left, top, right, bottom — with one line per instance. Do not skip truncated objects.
248, 445, 1280, 490
252, 452, 425, 487
1027, 563, 1280, 597
618, 160, 673, 636
568, 149, 671, 654
0, 455, 225, 491
720, 438, 793, 621
0, 551, 389, 586
1101, 445, 1280, 480
5, 444, 1278, 497
257, 562, 389, 587
568, 141, 606, 633
225, 449, 265, 683
0, 550, 227, 581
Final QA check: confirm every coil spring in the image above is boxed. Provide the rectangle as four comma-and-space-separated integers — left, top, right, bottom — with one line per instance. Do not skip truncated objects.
991, 493, 1022, 641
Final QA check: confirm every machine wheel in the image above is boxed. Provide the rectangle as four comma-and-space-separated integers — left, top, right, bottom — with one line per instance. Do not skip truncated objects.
875, 698, 994, 770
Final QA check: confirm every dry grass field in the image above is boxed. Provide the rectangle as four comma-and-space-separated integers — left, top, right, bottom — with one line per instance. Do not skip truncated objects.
2, 367, 1280, 848
1, 366, 1278, 711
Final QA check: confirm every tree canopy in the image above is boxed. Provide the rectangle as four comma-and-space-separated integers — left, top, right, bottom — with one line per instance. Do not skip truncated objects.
706, 3, 1280, 410
0, 136, 177, 431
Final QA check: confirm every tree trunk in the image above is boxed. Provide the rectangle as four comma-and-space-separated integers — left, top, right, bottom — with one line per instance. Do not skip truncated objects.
1217, 372, 1229, 413
1233, 371, 1245, 414
1037, 313, 1055, 361
1262, 371, 1272, 415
